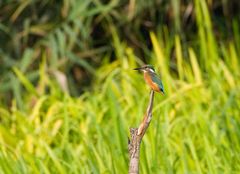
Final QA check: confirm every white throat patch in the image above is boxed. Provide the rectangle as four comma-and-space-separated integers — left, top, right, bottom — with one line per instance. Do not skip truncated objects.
149, 68, 155, 73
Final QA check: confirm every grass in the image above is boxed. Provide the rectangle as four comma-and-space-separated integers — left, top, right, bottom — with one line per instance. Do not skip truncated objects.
0, 30, 240, 173
0, 0, 240, 173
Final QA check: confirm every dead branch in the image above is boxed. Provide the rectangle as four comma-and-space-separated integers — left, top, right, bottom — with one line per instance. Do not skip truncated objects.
128, 90, 155, 174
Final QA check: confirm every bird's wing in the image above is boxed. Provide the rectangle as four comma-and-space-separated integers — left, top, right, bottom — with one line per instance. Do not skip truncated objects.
152, 74, 164, 94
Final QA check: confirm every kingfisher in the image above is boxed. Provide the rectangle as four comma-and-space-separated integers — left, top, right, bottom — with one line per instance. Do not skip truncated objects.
134, 65, 165, 94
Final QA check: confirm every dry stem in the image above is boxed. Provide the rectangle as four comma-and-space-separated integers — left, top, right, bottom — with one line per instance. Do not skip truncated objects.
128, 90, 155, 174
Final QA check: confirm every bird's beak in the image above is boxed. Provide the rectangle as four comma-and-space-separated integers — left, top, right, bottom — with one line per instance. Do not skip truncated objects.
133, 67, 143, 71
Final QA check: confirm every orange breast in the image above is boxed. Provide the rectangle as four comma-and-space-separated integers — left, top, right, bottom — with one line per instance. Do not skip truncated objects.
144, 72, 160, 92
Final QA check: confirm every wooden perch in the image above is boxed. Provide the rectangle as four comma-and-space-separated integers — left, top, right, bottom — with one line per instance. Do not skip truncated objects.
128, 90, 155, 174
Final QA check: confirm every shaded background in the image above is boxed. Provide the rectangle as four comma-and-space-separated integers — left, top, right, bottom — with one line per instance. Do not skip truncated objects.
1, 0, 239, 99
0, 0, 240, 173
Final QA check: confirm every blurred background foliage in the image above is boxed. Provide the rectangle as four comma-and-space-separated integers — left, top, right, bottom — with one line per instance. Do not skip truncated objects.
1, 0, 239, 100
0, 0, 240, 173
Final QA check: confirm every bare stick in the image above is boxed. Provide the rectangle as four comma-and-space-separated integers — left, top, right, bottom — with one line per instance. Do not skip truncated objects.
128, 90, 155, 174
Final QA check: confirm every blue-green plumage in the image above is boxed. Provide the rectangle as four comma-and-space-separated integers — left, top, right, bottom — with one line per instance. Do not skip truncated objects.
151, 73, 164, 94
134, 64, 165, 94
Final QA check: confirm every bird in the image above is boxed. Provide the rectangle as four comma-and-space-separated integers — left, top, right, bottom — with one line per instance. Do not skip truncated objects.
134, 64, 165, 94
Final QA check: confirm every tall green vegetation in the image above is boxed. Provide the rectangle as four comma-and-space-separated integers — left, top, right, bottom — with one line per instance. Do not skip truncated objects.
0, 0, 240, 173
